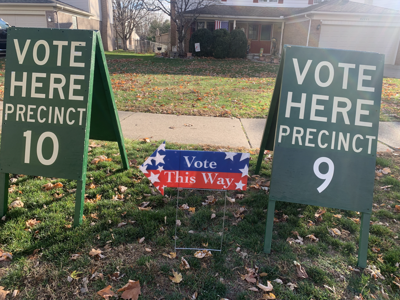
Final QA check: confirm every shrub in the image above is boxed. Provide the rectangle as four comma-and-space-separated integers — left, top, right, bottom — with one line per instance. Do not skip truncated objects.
212, 29, 230, 59
228, 29, 247, 58
189, 28, 213, 57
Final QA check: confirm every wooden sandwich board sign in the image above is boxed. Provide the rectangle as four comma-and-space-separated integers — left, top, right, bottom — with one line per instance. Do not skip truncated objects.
0, 27, 129, 226
255, 45, 384, 268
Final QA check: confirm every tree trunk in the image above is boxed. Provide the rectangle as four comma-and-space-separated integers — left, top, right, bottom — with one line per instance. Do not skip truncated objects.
123, 37, 128, 51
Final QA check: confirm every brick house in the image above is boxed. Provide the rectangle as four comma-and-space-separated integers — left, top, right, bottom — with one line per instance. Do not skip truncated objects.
174, 0, 400, 65
0, 0, 114, 51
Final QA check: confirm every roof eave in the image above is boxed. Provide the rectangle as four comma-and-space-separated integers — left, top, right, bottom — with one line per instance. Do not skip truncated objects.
286, 10, 400, 19
0, 3, 93, 17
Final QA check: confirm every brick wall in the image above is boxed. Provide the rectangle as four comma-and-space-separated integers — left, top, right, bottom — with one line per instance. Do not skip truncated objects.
283, 19, 321, 48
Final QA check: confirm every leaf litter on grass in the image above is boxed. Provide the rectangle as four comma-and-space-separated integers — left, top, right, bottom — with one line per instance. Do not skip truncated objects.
1, 140, 400, 299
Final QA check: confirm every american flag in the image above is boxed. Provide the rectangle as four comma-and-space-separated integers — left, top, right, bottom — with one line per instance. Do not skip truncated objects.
140, 142, 250, 195
215, 20, 229, 30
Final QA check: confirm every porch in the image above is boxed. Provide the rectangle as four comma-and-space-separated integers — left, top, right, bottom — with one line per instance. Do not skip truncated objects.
192, 20, 283, 55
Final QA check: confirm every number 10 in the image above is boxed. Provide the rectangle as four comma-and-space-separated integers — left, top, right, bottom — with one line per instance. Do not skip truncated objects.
313, 157, 334, 193
23, 131, 59, 166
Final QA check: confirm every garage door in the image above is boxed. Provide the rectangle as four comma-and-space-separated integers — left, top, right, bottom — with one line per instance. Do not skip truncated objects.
0, 15, 46, 28
319, 24, 400, 65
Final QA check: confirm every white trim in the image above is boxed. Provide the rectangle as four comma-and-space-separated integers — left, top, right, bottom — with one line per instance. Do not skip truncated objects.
279, 21, 284, 55
286, 10, 400, 19
0, 3, 92, 17
321, 20, 400, 27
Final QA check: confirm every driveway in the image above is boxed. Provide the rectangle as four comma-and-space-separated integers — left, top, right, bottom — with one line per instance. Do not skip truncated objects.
384, 64, 400, 79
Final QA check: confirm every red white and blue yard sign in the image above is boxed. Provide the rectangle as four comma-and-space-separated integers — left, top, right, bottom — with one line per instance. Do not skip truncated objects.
140, 142, 250, 195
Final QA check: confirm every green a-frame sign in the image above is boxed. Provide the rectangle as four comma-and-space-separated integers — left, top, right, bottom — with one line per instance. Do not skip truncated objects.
0, 28, 129, 226
256, 45, 384, 268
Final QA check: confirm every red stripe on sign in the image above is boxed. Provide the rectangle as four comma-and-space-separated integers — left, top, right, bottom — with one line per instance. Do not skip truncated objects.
160, 171, 248, 191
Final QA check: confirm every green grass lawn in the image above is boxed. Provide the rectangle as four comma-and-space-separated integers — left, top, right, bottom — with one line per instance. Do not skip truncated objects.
0, 140, 400, 299
1, 53, 400, 120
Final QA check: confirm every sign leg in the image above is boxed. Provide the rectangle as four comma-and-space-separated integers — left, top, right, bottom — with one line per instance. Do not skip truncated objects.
264, 199, 276, 253
0, 173, 9, 218
357, 212, 371, 268
255, 147, 266, 175
117, 139, 129, 170
73, 179, 86, 227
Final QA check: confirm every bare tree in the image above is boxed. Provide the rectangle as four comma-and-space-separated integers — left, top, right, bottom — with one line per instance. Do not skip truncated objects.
113, 0, 150, 50
150, 0, 216, 56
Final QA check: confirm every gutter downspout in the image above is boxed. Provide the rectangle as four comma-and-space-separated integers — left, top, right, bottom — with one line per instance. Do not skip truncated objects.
305, 14, 311, 46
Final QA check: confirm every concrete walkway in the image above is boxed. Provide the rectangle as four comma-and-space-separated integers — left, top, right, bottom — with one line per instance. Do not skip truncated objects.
0, 99, 397, 151
118, 111, 400, 152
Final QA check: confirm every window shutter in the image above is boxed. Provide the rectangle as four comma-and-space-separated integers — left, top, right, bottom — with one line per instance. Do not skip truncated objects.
278, 0, 284, 3
253, 0, 258, 3
308, 0, 313, 4
221, 0, 227, 2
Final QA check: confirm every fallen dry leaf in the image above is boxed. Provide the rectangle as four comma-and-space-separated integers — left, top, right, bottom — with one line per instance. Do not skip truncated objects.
169, 270, 183, 283
138, 237, 145, 244
162, 252, 177, 259
262, 293, 276, 300
118, 222, 127, 228
0, 287, 10, 300
91, 155, 112, 164
395, 205, 400, 213
9, 200, 24, 209
0, 249, 12, 262
248, 287, 258, 292
97, 285, 117, 299
42, 183, 53, 190
11, 290, 19, 297
194, 250, 212, 258
117, 280, 141, 300
70, 254, 80, 260
294, 261, 308, 279
119, 186, 128, 193
286, 282, 298, 291
350, 218, 360, 224
257, 281, 273, 292
382, 167, 391, 174
180, 257, 190, 270
328, 228, 341, 237
211, 213, 216, 219
26, 219, 40, 228
53, 182, 63, 188
306, 234, 319, 242
333, 214, 342, 219
226, 196, 235, 204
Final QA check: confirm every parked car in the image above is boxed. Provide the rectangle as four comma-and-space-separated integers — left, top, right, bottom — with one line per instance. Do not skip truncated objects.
0, 18, 10, 55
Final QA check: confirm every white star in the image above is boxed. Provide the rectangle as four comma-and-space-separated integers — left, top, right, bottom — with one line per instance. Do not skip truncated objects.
240, 153, 250, 161
139, 164, 148, 174
154, 152, 166, 165
235, 180, 246, 190
225, 152, 237, 161
148, 172, 160, 184
143, 157, 153, 166
239, 165, 249, 177
158, 142, 166, 151
157, 165, 164, 171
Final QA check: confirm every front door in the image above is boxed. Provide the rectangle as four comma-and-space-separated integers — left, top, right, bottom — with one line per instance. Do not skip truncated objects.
249, 24, 272, 54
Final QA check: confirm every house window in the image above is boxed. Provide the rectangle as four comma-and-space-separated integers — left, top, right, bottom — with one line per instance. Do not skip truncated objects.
207, 22, 215, 32
72, 16, 77, 29
260, 25, 271, 40
197, 22, 205, 30
248, 24, 258, 40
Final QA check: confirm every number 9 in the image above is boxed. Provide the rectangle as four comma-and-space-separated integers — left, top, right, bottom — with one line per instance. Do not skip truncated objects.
313, 157, 334, 193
